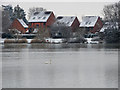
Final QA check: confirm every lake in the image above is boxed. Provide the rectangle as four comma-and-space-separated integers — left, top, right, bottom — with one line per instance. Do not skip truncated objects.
1, 43, 119, 88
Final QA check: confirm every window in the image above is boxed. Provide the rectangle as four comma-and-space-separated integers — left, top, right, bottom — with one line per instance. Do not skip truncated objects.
38, 17, 41, 19
29, 23, 32, 26
43, 23, 46, 26
33, 17, 35, 19
43, 17, 46, 19
34, 12, 39, 15
67, 22, 69, 24
36, 24, 39, 27
45, 11, 51, 14
86, 22, 88, 25
88, 22, 91, 24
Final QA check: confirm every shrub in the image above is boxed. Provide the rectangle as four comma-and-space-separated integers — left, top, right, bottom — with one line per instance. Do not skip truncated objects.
4, 39, 28, 43
31, 39, 46, 43
104, 28, 120, 43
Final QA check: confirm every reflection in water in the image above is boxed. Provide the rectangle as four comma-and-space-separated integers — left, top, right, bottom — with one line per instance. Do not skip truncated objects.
2, 43, 119, 88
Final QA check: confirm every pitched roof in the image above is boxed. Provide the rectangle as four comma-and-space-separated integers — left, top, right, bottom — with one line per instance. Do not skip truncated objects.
28, 11, 53, 23
80, 16, 99, 27
17, 19, 28, 28
55, 16, 77, 26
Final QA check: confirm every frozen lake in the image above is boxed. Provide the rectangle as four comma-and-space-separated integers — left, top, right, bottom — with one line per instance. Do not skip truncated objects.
1, 43, 119, 88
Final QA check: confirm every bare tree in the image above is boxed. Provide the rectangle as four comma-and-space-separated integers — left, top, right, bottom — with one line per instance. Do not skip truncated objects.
2, 10, 12, 33
28, 7, 46, 20
50, 23, 72, 39
0, 8, 2, 36
72, 28, 85, 37
9, 29, 21, 40
103, 3, 118, 22
35, 26, 50, 40
103, 2, 120, 43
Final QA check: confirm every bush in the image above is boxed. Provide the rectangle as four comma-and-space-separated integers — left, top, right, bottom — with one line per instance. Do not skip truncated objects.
31, 39, 46, 43
4, 39, 15, 43
104, 28, 120, 43
17, 39, 28, 43
2, 33, 13, 38
4, 39, 28, 43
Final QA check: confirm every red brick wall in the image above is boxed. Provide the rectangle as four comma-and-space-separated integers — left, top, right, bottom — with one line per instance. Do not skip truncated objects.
10, 19, 26, 33
71, 17, 80, 32
91, 17, 103, 33
46, 12, 55, 27
29, 12, 55, 31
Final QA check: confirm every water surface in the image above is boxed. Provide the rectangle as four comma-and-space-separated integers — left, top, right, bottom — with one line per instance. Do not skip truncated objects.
2, 43, 119, 88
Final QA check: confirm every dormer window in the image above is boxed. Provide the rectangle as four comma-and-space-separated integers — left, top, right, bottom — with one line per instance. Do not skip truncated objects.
43, 17, 46, 19
88, 22, 91, 24
67, 22, 69, 24
86, 22, 88, 25
38, 17, 41, 19
33, 17, 35, 19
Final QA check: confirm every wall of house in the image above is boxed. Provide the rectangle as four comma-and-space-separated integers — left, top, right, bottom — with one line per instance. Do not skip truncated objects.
46, 12, 55, 27
71, 17, 80, 32
10, 19, 26, 33
28, 12, 55, 32
91, 17, 103, 33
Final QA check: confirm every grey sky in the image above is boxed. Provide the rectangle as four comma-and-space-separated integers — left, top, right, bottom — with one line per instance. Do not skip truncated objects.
1, 1, 118, 21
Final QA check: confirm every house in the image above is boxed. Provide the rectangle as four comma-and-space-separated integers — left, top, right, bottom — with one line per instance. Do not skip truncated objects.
50, 16, 80, 38
10, 19, 28, 34
55, 16, 80, 31
28, 11, 55, 33
80, 16, 103, 34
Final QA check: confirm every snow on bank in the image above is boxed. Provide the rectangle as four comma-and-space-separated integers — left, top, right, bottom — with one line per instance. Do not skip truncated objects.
0, 38, 64, 44
0, 38, 5, 44
85, 38, 99, 44
45, 38, 63, 44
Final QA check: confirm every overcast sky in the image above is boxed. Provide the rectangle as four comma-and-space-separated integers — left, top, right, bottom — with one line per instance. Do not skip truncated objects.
1, 0, 119, 21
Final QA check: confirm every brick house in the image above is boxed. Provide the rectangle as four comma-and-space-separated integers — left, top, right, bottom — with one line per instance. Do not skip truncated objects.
28, 11, 55, 33
55, 16, 80, 32
51, 16, 80, 38
80, 16, 103, 34
10, 19, 28, 34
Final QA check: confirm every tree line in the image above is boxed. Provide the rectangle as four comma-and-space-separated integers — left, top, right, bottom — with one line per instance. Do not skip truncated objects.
1, 2, 120, 43
103, 1, 120, 43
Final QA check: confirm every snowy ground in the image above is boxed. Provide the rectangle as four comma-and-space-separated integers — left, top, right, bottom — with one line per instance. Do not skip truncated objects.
85, 38, 99, 44
0, 38, 64, 44
1, 38, 100, 44
45, 38, 63, 44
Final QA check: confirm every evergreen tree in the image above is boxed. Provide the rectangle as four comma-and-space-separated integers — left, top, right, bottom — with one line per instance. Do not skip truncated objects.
2, 5, 13, 33
2, 5, 14, 21
13, 5, 28, 24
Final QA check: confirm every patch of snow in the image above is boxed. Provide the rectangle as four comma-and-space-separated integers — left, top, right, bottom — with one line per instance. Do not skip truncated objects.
33, 29, 38, 33
27, 39, 32, 44
100, 26, 107, 32
0, 39, 5, 44
45, 38, 63, 43
26, 29, 29, 33
85, 38, 99, 44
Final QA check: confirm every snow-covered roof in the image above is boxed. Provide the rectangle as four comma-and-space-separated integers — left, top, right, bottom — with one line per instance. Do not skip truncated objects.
28, 11, 52, 23
55, 16, 76, 26
100, 26, 107, 32
80, 16, 99, 27
17, 19, 28, 28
